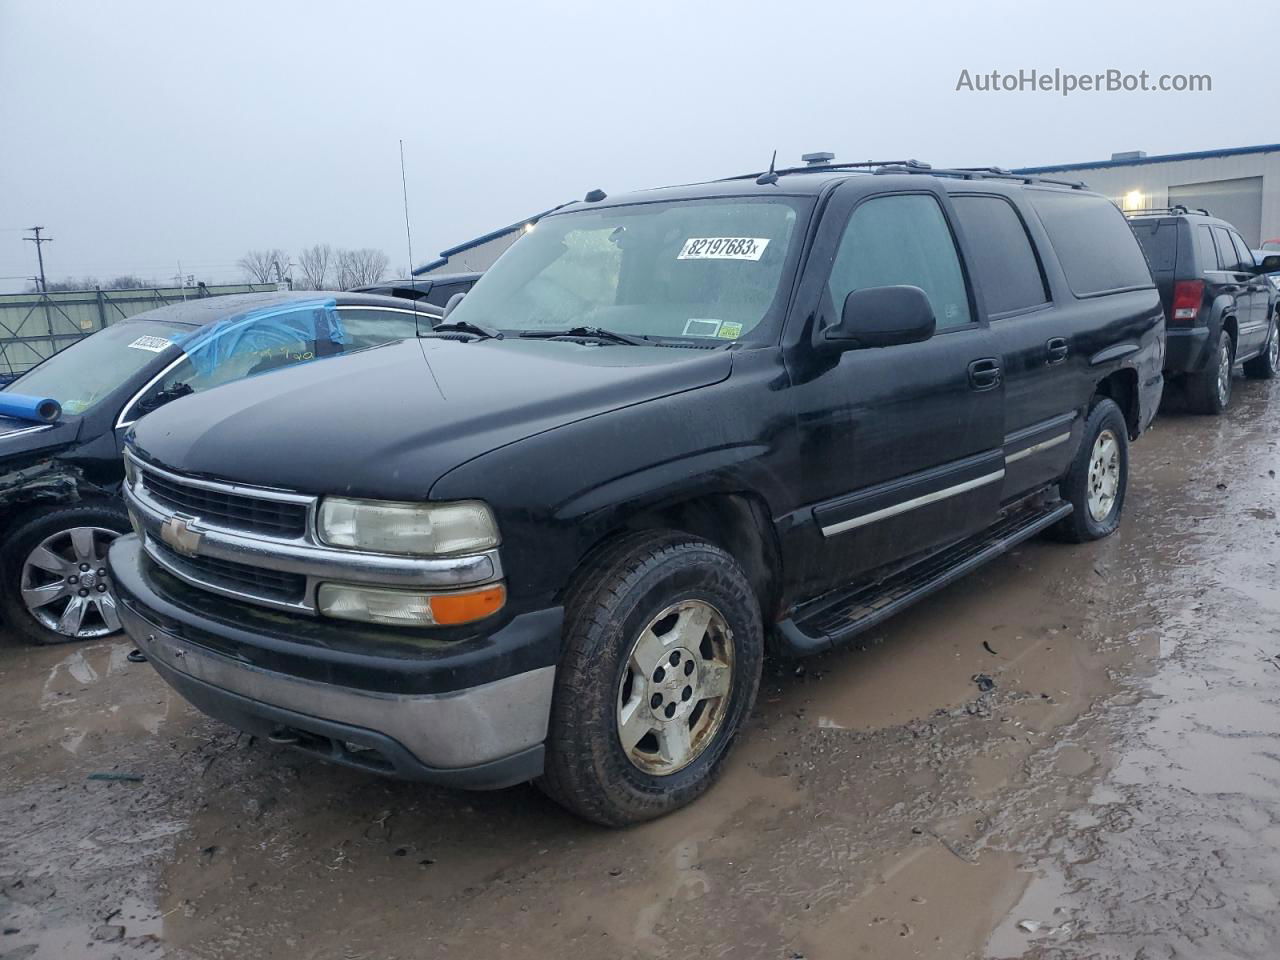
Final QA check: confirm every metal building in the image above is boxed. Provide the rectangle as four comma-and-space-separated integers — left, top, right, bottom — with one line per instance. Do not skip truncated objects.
1015, 143, 1280, 247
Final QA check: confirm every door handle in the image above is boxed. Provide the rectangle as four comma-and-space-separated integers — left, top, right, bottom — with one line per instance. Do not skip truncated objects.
1046, 337, 1069, 364
968, 357, 1001, 391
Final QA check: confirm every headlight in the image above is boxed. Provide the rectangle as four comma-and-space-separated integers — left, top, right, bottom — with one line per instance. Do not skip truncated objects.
316, 497, 498, 556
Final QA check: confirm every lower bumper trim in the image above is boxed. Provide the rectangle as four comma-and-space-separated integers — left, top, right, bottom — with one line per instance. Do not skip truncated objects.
153, 657, 544, 789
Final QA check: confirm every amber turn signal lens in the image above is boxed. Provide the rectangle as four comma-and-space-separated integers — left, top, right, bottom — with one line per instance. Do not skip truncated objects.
428, 584, 507, 625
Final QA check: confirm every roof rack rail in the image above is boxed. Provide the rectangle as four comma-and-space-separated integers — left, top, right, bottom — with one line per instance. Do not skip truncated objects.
881, 165, 1088, 189
722, 159, 1086, 189
721, 158, 933, 182
1123, 204, 1211, 218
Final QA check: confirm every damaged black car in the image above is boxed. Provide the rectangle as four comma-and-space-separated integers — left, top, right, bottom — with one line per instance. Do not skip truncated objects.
0, 291, 440, 644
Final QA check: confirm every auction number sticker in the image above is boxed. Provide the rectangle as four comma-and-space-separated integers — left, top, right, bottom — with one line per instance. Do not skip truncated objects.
677, 237, 770, 261
127, 335, 173, 352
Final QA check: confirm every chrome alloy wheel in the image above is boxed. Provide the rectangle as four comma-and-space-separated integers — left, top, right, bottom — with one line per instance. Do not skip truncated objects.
20, 526, 122, 638
1269, 323, 1278, 370
1217, 339, 1233, 406
1087, 429, 1121, 523
616, 599, 734, 775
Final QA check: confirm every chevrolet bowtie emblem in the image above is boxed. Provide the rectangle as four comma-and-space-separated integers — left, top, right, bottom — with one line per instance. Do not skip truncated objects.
160, 516, 203, 557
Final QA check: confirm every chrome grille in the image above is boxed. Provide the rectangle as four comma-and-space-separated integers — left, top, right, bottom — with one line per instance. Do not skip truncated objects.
141, 470, 308, 538
148, 538, 307, 604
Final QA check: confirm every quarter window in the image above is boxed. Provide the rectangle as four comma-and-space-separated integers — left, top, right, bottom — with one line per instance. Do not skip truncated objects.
952, 195, 1049, 314
1028, 191, 1153, 296
1195, 225, 1219, 273
828, 194, 972, 330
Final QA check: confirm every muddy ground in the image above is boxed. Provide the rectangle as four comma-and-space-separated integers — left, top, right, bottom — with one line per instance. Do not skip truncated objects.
3, 377, 1280, 960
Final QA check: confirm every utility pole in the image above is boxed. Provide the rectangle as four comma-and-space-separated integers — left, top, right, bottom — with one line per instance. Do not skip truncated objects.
24, 226, 52, 293
25, 226, 54, 343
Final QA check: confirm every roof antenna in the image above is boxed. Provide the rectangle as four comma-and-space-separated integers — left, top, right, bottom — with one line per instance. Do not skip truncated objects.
756, 150, 779, 186
399, 139, 427, 335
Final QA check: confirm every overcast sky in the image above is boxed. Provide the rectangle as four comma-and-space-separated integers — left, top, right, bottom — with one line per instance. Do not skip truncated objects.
0, 0, 1270, 293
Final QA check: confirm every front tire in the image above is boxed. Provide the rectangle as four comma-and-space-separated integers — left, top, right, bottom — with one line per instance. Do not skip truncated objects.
1187, 329, 1234, 414
1243, 315, 1279, 379
0, 502, 130, 645
1049, 398, 1129, 543
538, 531, 763, 826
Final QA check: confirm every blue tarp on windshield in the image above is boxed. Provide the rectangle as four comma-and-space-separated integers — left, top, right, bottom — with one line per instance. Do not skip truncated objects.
177, 298, 348, 377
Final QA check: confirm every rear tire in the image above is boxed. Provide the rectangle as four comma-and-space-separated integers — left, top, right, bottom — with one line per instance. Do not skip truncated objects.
1187, 329, 1234, 414
1049, 398, 1128, 543
1243, 315, 1279, 379
0, 502, 130, 645
538, 531, 763, 826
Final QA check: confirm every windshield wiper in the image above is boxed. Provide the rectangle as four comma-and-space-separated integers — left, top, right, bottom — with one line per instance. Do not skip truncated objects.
426, 320, 503, 340
518, 326, 649, 346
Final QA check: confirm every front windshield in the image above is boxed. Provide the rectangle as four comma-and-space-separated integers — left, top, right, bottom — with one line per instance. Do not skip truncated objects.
449, 197, 804, 342
5, 320, 188, 415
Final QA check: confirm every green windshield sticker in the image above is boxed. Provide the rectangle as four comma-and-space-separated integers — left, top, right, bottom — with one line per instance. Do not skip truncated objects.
717, 321, 743, 339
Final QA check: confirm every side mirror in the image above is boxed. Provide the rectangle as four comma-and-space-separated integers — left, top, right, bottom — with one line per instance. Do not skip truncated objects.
443, 291, 466, 319
826, 285, 937, 349
1258, 255, 1280, 274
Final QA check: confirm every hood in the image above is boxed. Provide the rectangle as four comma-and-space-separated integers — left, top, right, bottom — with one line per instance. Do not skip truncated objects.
0, 415, 81, 463
130, 337, 732, 500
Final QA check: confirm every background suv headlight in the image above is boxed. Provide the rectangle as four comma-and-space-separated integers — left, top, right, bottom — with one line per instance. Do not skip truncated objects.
316, 498, 499, 556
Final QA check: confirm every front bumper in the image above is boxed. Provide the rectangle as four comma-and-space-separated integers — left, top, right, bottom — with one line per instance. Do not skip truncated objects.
109, 535, 562, 789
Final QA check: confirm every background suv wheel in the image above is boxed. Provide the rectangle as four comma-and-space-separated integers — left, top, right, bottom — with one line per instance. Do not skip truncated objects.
1187, 329, 1234, 414
1243, 315, 1279, 380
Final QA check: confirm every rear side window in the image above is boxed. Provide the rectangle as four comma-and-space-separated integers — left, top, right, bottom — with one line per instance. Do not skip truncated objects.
1213, 227, 1246, 271
828, 194, 972, 329
1029, 191, 1153, 296
952, 195, 1049, 315
1129, 220, 1178, 274
1229, 232, 1256, 270
1195, 225, 1220, 272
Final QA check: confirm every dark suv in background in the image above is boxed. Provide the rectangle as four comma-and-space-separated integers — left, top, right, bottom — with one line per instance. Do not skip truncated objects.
1129, 207, 1280, 414
110, 157, 1163, 825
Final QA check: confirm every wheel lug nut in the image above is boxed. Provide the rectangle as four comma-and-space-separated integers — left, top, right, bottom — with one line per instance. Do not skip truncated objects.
96, 584, 107, 592
78, 589, 89, 597
68, 575, 78, 584
79, 563, 90, 572
669, 651, 681, 666
97, 568, 107, 577
650, 693, 663, 709
682, 686, 693, 701
653, 667, 665, 683
683, 660, 695, 676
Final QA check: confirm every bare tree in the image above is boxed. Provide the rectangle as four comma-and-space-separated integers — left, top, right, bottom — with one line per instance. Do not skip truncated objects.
297, 243, 333, 290
105, 275, 147, 290
32, 276, 101, 292
335, 248, 390, 288
237, 248, 290, 284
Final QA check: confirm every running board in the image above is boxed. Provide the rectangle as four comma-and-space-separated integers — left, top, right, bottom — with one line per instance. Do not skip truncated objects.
775, 500, 1073, 656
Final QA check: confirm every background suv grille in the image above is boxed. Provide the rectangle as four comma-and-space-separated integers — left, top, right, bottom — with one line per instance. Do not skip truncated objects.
148, 539, 307, 604
142, 470, 308, 538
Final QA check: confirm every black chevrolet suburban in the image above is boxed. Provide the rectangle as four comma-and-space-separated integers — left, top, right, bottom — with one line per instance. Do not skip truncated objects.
109, 158, 1164, 825
1128, 207, 1280, 414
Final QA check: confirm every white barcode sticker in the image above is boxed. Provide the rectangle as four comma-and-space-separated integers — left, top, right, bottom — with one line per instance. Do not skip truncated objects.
677, 237, 770, 261
127, 335, 173, 352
